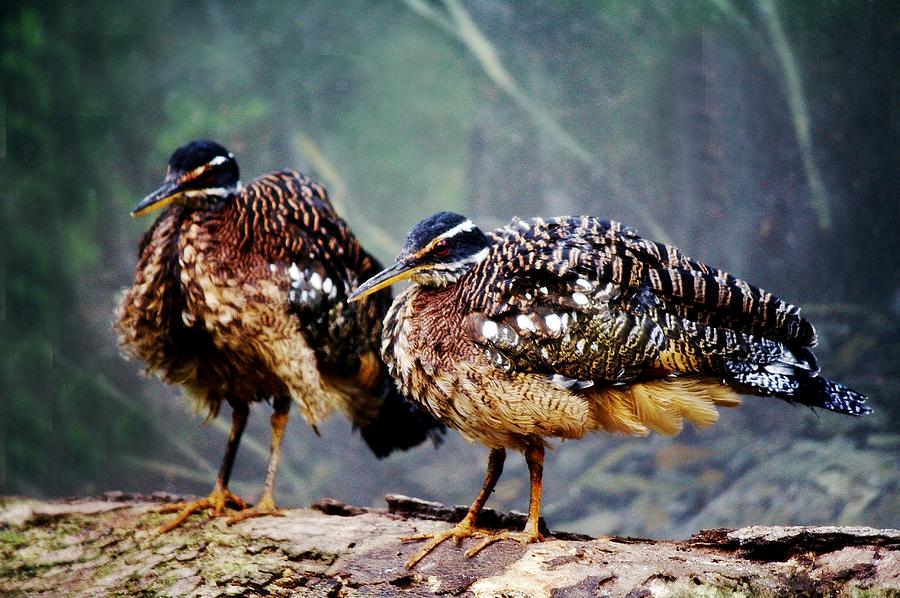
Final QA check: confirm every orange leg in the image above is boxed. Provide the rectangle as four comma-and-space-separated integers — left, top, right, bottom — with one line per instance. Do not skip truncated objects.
226, 397, 290, 524
403, 448, 506, 568
159, 404, 249, 533
465, 441, 546, 556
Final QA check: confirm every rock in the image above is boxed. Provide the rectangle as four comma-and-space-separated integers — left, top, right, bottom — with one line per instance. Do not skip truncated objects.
0, 493, 897, 596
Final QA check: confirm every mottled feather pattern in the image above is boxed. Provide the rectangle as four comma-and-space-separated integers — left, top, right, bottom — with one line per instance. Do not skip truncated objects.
237, 171, 389, 371
450, 216, 866, 415
372, 209, 870, 561
382, 279, 743, 449
117, 170, 443, 454
457, 218, 794, 385
117, 207, 221, 398
381, 214, 868, 451
475, 217, 814, 348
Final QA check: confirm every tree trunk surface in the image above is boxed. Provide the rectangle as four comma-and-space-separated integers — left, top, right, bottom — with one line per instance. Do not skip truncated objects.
1, 493, 897, 597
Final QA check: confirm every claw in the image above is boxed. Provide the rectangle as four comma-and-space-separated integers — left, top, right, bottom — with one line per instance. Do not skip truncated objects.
225, 496, 284, 525
158, 488, 248, 533
464, 529, 545, 558
404, 521, 496, 568
404, 522, 548, 567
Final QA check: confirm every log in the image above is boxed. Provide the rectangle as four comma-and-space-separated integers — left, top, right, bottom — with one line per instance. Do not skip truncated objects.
1, 492, 897, 596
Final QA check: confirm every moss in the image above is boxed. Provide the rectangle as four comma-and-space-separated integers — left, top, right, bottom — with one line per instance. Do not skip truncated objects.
0, 559, 53, 582
0, 530, 30, 549
33, 514, 96, 540
90, 557, 125, 581
125, 588, 158, 598
137, 511, 174, 528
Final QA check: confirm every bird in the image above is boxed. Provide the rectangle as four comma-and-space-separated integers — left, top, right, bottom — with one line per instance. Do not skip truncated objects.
348, 211, 872, 568
115, 139, 443, 532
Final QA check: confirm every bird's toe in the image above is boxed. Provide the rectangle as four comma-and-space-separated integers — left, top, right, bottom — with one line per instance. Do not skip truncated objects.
403, 521, 497, 568
463, 529, 546, 558
224, 502, 284, 525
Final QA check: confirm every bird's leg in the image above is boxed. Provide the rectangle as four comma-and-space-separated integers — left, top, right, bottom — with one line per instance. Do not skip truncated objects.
403, 448, 506, 568
464, 440, 546, 557
226, 397, 290, 524
159, 403, 249, 533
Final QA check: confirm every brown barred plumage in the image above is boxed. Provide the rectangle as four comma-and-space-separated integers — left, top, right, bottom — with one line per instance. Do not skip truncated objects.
349, 211, 870, 567
116, 141, 441, 530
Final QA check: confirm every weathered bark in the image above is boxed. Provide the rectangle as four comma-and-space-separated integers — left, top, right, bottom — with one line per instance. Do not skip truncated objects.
1, 493, 897, 597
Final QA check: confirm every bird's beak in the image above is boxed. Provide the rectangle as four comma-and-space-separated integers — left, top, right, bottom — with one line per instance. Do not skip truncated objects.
348, 260, 418, 303
131, 180, 184, 217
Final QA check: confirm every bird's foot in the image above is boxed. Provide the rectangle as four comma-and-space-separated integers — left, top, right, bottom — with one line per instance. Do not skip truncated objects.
225, 496, 285, 525
463, 528, 545, 558
402, 520, 499, 568
157, 488, 248, 533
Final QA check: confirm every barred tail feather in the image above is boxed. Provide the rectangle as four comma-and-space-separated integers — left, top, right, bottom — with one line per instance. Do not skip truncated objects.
796, 376, 872, 416
723, 359, 871, 417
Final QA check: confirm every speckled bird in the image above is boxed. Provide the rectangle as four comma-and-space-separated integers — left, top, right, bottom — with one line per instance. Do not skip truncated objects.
348, 211, 871, 567
115, 140, 443, 531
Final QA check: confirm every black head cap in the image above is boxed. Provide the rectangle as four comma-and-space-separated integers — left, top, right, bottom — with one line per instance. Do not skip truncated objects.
402, 211, 472, 253
401, 211, 489, 266
132, 139, 241, 217
167, 139, 239, 188
347, 211, 490, 300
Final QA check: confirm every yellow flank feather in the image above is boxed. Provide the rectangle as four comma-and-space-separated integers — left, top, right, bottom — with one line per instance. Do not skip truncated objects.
592, 377, 741, 437
592, 386, 651, 436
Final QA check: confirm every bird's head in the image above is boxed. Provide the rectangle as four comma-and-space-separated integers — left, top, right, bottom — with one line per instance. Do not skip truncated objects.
131, 140, 241, 217
349, 211, 489, 302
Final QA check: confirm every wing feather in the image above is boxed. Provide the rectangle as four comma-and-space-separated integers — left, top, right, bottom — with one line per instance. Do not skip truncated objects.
236, 171, 388, 369
468, 216, 817, 384
236, 171, 447, 449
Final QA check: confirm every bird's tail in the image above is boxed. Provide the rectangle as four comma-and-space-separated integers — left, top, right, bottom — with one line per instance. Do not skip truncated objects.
793, 376, 872, 416
359, 374, 446, 458
721, 355, 872, 416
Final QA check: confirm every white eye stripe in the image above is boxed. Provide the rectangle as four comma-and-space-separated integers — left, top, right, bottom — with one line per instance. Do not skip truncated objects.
428, 247, 489, 270
209, 155, 230, 166
181, 187, 233, 198
435, 219, 477, 241
471, 247, 489, 261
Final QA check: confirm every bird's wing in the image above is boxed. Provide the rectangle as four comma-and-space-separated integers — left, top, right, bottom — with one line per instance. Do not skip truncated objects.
237, 171, 388, 363
239, 171, 381, 294
236, 172, 448, 442
466, 216, 819, 388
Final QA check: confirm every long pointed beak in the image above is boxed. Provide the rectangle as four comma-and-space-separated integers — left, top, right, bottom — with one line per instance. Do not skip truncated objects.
131, 180, 183, 217
348, 260, 418, 303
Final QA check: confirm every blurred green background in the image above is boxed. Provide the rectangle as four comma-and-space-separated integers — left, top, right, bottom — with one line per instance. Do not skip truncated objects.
1, 0, 897, 537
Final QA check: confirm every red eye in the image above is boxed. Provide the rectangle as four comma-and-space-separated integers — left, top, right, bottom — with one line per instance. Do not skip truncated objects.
433, 239, 450, 256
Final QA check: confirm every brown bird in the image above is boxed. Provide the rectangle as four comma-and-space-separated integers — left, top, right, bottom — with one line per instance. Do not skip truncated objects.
348, 211, 871, 567
115, 140, 442, 531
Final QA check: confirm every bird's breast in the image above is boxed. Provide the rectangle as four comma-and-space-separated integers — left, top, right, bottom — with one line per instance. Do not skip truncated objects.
383, 286, 596, 449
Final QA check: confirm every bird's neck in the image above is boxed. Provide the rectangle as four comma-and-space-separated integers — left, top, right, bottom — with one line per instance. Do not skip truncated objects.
381, 283, 470, 414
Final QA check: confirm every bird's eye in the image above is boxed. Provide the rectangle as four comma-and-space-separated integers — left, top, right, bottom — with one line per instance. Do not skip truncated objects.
432, 239, 450, 257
